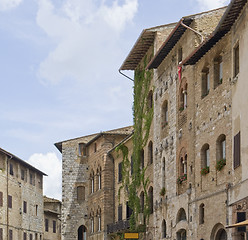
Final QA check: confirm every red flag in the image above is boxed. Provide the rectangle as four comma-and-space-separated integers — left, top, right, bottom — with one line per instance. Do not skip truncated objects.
178, 66, 182, 82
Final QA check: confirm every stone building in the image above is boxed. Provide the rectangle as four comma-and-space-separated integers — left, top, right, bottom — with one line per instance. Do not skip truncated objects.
55, 126, 133, 240
0, 147, 46, 240
44, 196, 62, 240
118, 0, 248, 239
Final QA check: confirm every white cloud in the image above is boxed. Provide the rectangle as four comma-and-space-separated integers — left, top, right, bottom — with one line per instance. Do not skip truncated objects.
36, 0, 138, 85
196, 0, 230, 10
28, 152, 62, 200
0, 0, 22, 11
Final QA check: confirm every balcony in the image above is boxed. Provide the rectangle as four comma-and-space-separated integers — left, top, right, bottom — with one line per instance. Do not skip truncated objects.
107, 220, 130, 234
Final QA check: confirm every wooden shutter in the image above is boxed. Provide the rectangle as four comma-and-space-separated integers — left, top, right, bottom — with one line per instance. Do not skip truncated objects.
0, 192, 3, 207
234, 131, 241, 169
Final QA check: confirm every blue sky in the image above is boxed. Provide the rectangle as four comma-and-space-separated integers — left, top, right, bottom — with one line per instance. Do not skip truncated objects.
0, 0, 229, 199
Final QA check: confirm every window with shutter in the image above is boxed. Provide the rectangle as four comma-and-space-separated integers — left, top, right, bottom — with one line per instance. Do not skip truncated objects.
234, 132, 241, 169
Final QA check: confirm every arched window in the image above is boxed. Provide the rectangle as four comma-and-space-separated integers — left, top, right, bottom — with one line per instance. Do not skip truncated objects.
78, 225, 87, 240
140, 191, 144, 213
214, 55, 223, 88
162, 100, 168, 128
162, 157, 165, 188
90, 212, 94, 233
176, 229, 186, 240
201, 144, 210, 169
148, 187, 153, 214
179, 149, 187, 176
140, 149, 144, 169
97, 208, 101, 232
202, 67, 210, 98
199, 203, 205, 224
148, 141, 153, 165
97, 167, 102, 190
90, 172, 94, 193
216, 135, 226, 161
177, 208, 186, 223
77, 186, 85, 202
147, 90, 153, 109
162, 220, 166, 238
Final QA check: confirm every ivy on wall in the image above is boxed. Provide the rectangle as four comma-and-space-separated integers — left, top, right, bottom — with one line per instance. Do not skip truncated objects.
116, 54, 153, 232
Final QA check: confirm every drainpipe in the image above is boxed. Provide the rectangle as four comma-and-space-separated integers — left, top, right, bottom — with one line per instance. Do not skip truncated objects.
6, 154, 13, 240
119, 69, 134, 82
179, 19, 204, 45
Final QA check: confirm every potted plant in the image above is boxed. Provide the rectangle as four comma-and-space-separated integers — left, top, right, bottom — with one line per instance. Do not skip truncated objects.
177, 174, 187, 184
160, 187, 166, 196
216, 158, 226, 171
200, 166, 210, 175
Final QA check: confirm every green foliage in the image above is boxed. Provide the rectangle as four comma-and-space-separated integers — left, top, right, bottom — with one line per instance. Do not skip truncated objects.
200, 166, 210, 175
216, 158, 226, 171
116, 54, 153, 233
160, 187, 166, 196
177, 174, 187, 184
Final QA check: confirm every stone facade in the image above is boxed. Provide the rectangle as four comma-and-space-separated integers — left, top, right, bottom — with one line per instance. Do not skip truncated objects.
44, 196, 62, 240
0, 147, 45, 240
56, 126, 133, 240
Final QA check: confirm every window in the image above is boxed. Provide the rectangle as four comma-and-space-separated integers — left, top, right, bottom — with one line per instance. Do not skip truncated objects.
140, 149, 144, 169
148, 141, 153, 165
30, 173, 34, 185
53, 220, 56, 233
23, 201, 27, 213
162, 220, 166, 238
8, 195, 12, 208
214, 56, 223, 88
30, 234, 33, 240
126, 202, 133, 220
147, 90, 153, 109
201, 144, 210, 169
178, 47, 183, 63
45, 219, 49, 232
179, 80, 188, 111
35, 205, 38, 216
98, 168, 101, 190
77, 186, 85, 201
216, 135, 226, 161
97, 209, 101, 232
0, 228, 2, 240
79, 143, 87, 156
35, 234, 37, 240
9, 229, 13, 240
21, 169, 25, 181
0, 192, 3, 207
179, 151, 187, 176
9, 163, 13, 176
237, 212, 246, 232
94, 143, 97, 153
162, 158, 165, 188
23, 233, 27, 240
199, 203, 205, 224
234, 43, 239, 77
118, 204, 122, 221
234, 132, 241, 169
202, 67, 210, 97
90, 172, 94, 193
140, 192, 144, 213
118, 162, 122, 183
91, 217, 94, 233
177, 208, 186, 223
37, 175, 42, 189
148, 187, 153, 214
162, 101, 168, 128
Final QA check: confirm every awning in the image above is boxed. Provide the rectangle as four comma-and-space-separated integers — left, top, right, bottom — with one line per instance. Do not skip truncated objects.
226, 220, 248, 228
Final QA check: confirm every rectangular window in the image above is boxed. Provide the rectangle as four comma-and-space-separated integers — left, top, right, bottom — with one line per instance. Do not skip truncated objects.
234, 132, 241, 169
237, 212, 246, 232
29, 233, 33, 240
0, 228, 2, 240
53, 220, 56, 233
21, 169, 25, 181
98, 215, 101, 232
23, 232, 27, 240
45, 219, 49, 232
118, 204, 122, 221
234, 43, 239, 77
206, 148, 210, 167
23, 201, 27, 213
91, 218, 94, 233
0, 192, 3, 207
118, 162, 122, 182
35, 205, 38, 216
9, 229, 12, 240
222, 140, 226, 159
9, 163, 13, 176
30, 173, 33, 185
8, 195, 12, 208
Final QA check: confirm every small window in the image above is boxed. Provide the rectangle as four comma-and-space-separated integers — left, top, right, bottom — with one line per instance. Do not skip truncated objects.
30, 173, 33, 185
79, 143, 87, 156
23, 232, 27, 240
178, 47, 183, 63
118, 204, 122, 221
8, 195, 12, 208
98, 168, 101, 190
140, 149, 144, 169
234, 43, 239, 77
53, 220, 56, 233
148, 141, 153, 165
162, 220, 167, 238
90, 172, 94, 193
98, 210, 101, 232
199, 203, 205, 224
216, 135, 226, 161
23, 201, 27, 213
91, 217, 94, 233
9, 163, 14, 176
201, 144, 210, 169
30, 234, 33, 240
148, 187, 153, 214
147, 90, 153, 109
45, 219, 49, 232
0, 192, 3, 207
177, 208, 186, 222
234, 132, 241, 169
237, 212, 246, 232
94, 143, 97, 153
126, 201, 133, 220
118, 162, 122, 183
35, 205, 38, 216
0, 228, 2, 240
202, 68, 210, 98
9, 229, 13, 240
77, 186, 85, 201
214, 56, 223, 88
21, 169, 25, 180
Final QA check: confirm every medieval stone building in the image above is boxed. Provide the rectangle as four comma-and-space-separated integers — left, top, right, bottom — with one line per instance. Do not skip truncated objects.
0, 147, 46, 240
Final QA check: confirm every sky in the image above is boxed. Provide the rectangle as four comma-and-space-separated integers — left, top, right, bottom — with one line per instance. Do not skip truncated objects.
0, 0, 230, 200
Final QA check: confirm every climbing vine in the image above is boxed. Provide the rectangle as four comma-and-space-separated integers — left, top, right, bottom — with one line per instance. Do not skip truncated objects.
116, 54, 153, 233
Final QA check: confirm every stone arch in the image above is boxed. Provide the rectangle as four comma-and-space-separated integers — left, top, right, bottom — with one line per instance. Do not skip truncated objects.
78, 225, 87, 240
210, 223, 227, 240
176, 208, 187, 223
176, 228, 186, 240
